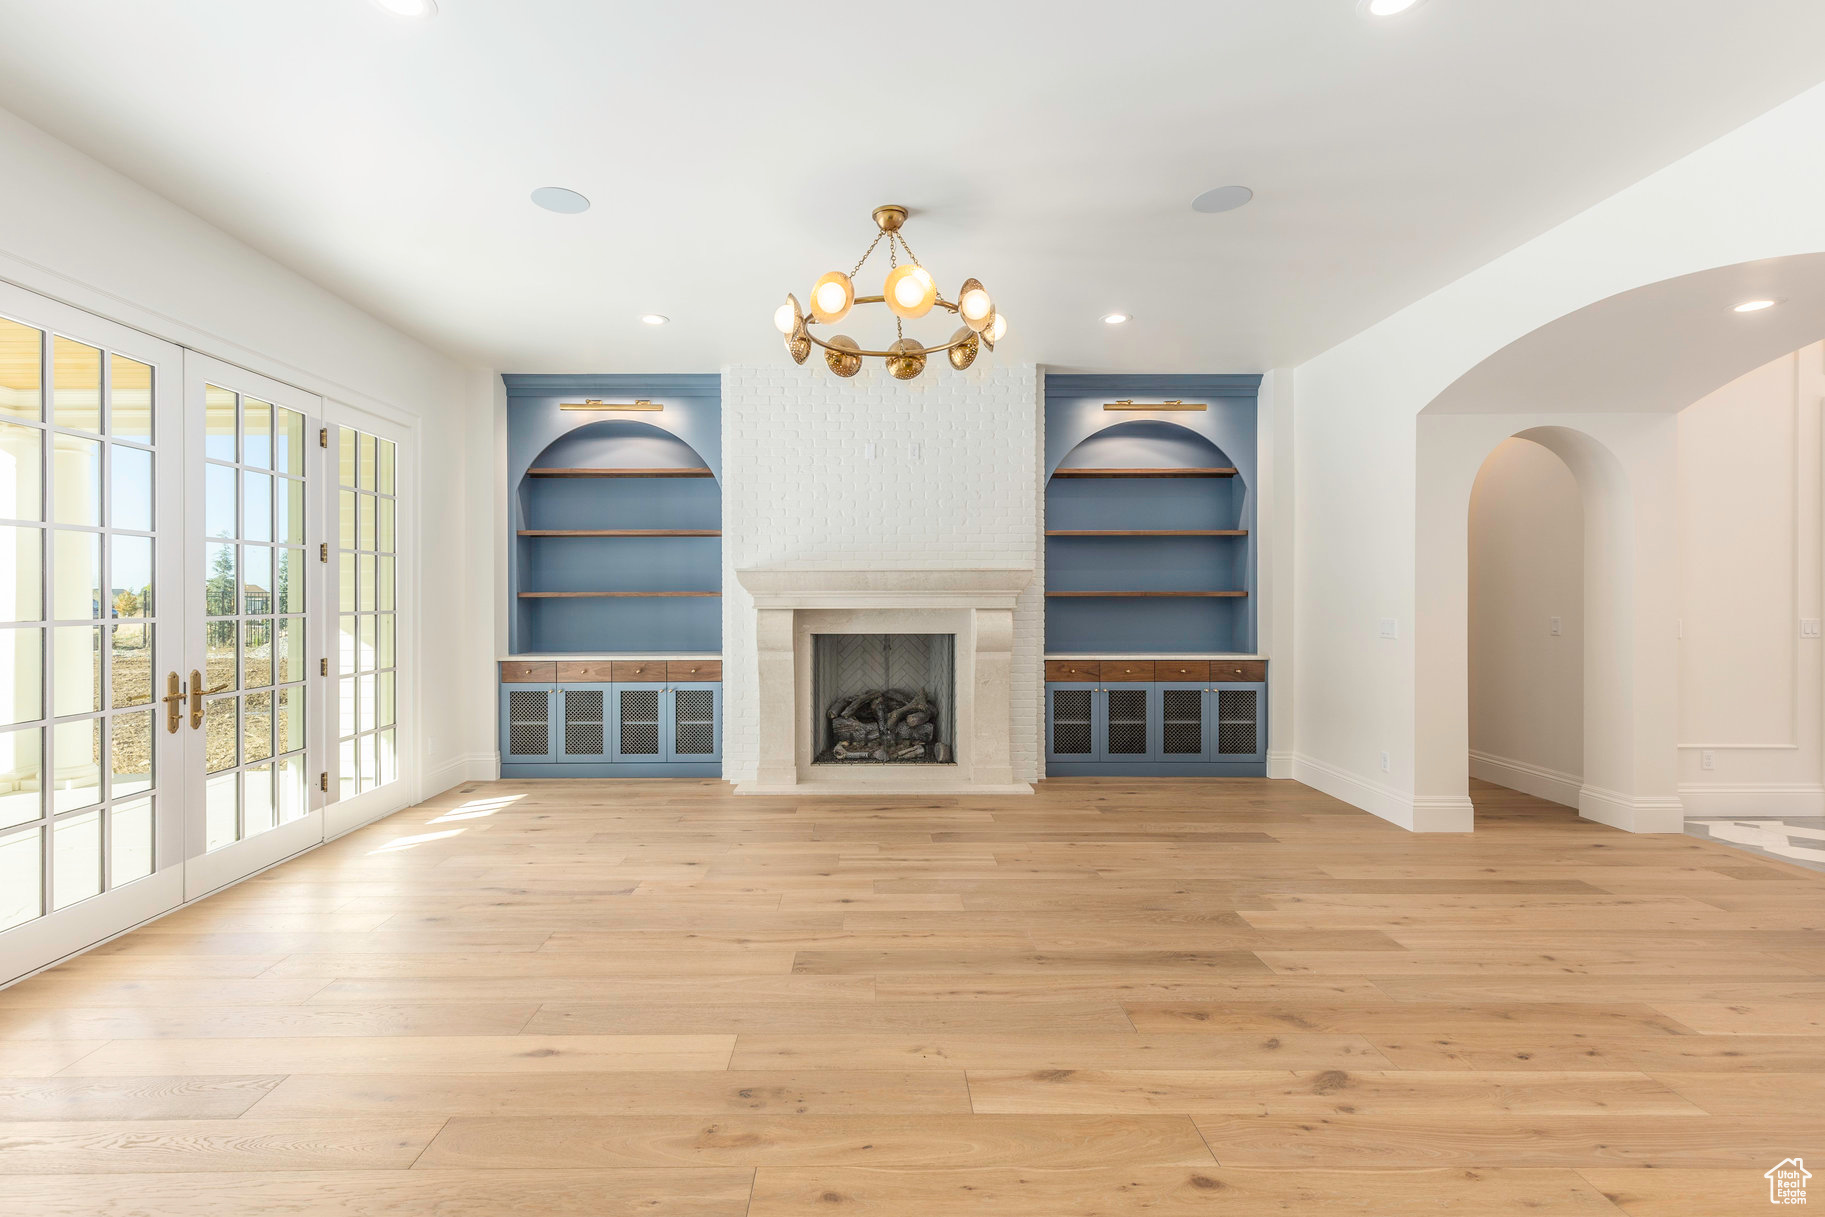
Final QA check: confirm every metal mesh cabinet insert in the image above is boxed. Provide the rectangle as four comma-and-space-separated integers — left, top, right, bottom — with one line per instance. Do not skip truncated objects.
1155, 682, 1211, 760
1213, 682, 1267, 761
558, 685, 611, 761
667, 683, 722, 762
1046, 683, 1098, 764
500, 684, 557, 763
1102, 682, 1153, 759
612, 683, 666, 762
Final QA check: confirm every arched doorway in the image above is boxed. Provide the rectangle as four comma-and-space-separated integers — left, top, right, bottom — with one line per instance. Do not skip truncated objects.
1413, 258, 1825, 832
1468, 437, 1583, 810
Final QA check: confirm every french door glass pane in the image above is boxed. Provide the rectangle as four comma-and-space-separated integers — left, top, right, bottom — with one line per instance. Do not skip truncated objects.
52, 337, 102, 433
110, 624, 152, 708
52, 809, 101, 909
0, 728, 41, 829
0, 826, 42, 929
110, 356, 152, 443
111, 796, 153, 881
52, 625, 100, 716
111, 443, 153, 531
0, 631, 42, 726
0, 422, 41, 519
51, 435, 100, 525
0, 320, 42, 422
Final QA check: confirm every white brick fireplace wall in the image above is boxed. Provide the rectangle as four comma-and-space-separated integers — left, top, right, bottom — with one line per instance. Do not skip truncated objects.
720, 361, 1044, 785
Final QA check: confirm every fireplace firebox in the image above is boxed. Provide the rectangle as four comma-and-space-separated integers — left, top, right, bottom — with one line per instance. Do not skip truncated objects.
812, 633, 956, 764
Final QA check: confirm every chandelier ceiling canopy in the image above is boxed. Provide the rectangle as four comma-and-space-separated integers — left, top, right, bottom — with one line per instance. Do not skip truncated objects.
773, 205, 1006, 379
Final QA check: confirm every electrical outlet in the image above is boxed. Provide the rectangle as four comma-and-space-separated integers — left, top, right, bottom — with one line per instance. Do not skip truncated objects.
1701, 750, 1715, 771
1379, 751, 1390, 773
1549, 616, 1562, 636
909, 441, 922, 460
1378, 618, 1398, 640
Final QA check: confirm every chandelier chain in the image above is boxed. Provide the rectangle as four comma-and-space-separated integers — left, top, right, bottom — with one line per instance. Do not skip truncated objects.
848, 230, 887, 280
894, 230, 925, 270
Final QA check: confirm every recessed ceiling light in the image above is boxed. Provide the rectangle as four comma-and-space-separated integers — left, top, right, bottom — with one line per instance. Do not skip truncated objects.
1101, 313, 1131, 325
1190, 185, 1253, 214
1361, 0, 1423, 16
371, 0, 436, 15
1731, 298, 1780, 313
530, 186, 590, 214
640, 314, 669, 326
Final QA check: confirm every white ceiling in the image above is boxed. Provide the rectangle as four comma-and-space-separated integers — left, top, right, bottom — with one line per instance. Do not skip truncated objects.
1, 1, 1822, 374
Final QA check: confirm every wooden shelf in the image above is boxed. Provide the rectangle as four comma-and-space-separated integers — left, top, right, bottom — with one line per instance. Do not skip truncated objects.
519, 591, 722, 599
1051, 467, 1237, 478
1046, 529, 1248, 537
1047, 591, 1248, 599
525, 467, 714, 479
518, 529, 722, 537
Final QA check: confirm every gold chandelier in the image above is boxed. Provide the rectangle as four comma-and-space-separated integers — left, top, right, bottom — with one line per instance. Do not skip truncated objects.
772, 204, 1006, 379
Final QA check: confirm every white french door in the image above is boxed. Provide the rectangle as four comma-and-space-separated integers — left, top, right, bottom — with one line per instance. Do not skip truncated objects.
0, 281, 188, 976
0, 283, 336, 983
179, 353, 326, 901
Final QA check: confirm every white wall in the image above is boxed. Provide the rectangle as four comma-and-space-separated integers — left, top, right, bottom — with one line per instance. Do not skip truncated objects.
1468, 438, 1584, 804
719, 361, 1043, 785
1292, 79, 1825, 831
1678, 344, 1824, 814
0, 104, 487, 806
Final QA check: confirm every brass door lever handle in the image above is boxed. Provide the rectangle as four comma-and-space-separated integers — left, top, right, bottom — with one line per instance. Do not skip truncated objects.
162, 672, 186, 734
189, 668, 231, 729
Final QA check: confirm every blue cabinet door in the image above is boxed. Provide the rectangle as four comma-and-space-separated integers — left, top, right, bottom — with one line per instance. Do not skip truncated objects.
1153, 683, 1212, 762
557, 683, 613, 762
666, 683, 722, 763
1211, 682, 1267, 762
1100, 682, 1153, 762
611, 682, 667, 762
500, 684, 557, 763
1046, 683, 1099, 765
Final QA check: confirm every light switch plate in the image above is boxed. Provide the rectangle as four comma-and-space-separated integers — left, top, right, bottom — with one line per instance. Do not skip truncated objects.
1549, 616, 1562, 636
1803, 618, 1821, 638
1378, 618, 1398, 639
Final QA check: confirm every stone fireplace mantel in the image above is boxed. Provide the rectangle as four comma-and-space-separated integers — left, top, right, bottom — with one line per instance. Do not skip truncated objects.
733, 567, 1034, 795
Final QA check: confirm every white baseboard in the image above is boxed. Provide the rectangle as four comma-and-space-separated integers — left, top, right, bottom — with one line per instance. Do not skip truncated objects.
1579, 783, 1684, 833
1267, 750, 1295, 779
1469, 749, 1581, 809
418, 757, 469, 801
1678, 783, 1825, 817
462, 752, 500, 783
1291, 753, 1473, 833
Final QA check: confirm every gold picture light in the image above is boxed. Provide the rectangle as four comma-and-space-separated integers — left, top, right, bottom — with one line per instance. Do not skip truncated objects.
559, 399, 663, 412
1104, 399, 1207, 411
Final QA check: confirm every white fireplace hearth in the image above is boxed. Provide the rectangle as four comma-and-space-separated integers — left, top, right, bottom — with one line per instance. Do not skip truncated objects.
733, 568, 1035, 794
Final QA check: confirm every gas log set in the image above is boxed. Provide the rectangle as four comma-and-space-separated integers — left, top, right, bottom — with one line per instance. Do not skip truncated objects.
819, 688, 950, 763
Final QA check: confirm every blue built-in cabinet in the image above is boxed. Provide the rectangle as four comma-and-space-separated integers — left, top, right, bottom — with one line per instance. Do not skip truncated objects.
504, 375, 723, 655
1044, 375, 1261, 655
500, 674, 722, 778
1045, 670, 1267, 776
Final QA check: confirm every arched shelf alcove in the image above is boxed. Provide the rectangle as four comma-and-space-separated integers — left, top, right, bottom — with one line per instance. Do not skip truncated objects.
1044, 418, 1253, 654
513, 418, 722, 653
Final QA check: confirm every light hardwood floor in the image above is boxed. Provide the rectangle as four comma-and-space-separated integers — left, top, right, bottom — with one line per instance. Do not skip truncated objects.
2, 777, 1822, 1215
